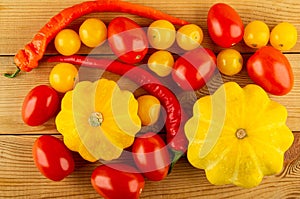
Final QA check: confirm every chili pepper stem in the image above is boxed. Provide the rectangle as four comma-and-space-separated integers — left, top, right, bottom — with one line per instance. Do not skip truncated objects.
4, 67, 21, 78
168, 149, 185, 174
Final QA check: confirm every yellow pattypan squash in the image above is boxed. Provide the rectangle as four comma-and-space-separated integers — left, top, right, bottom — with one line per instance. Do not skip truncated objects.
184, 82, 294, 188
56, 78, 141, 162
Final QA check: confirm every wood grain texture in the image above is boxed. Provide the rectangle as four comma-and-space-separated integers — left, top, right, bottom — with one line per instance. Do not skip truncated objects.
0, 134, 300, 198
0, 0, 299, 55
1, 54, 300, 134
0, 0, 300, 198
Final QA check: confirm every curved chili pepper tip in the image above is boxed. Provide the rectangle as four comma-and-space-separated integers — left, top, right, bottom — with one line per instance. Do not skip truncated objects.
4, 67, 21, 78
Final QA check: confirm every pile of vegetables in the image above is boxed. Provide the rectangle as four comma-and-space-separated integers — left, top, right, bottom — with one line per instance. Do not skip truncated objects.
7, 0, 298, 198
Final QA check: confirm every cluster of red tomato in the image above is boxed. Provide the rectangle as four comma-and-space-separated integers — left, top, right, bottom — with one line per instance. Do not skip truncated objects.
23, 2, 297, 199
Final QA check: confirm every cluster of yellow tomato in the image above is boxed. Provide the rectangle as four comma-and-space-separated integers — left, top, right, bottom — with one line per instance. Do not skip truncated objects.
217, 21, 297, 76
49, 18, 206, 127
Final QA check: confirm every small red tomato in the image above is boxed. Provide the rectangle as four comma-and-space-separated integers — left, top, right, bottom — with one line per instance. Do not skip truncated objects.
22, 85, 60, 126
108, 17, 148, 64
91, 164, 145, 199
132, 132, 170, 181
207, 3, 244, 48
172, 47, 217, 91
247, 46, 294, 95
32, 135, 75, 181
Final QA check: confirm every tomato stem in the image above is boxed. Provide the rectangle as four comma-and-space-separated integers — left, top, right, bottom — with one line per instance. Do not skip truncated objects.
4, 67, 21, 78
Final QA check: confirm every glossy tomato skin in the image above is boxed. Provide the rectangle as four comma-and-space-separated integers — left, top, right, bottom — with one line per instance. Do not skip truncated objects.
132, 132, 170, 181
22, 85, 60, 126
207, 3, 244, 48
91, 164, 145, 199
108, 17, 148, 64
247, 46, 294, 95
172, 47, 217, 91
32, 135, 75, 181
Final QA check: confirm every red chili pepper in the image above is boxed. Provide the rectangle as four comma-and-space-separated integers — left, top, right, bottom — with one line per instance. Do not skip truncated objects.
47, 55, 188, 155
5, 0, 188, 78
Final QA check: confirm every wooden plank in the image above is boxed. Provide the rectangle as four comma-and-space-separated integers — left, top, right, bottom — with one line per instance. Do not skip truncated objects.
1, 0, 300, 198
1, 54, 300, 134
0, 134, 299, 198
0, 0, 299, 55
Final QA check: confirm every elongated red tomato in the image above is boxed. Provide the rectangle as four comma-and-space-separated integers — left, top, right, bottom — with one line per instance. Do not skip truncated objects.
22, 85, 60, 126
32, 135, 75, 181
172, 47, 217, 91
247, 46, 294, 95
91, 164, 145, 199
207, 3, 244, 48
132, 132, 170, 181
108, 17, 148, 64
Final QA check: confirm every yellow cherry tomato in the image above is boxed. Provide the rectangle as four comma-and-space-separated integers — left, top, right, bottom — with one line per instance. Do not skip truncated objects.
270, 22, 298, 50
79, 18, 107, 48
49, 63, 78, 93
243, 20, 270, 48
217, 49, 243, 76
147, 20, 176, 50
54, 29, 81, 56
176, 24, 204, 51
148, 50, 174, 77
137, 95, 161, 126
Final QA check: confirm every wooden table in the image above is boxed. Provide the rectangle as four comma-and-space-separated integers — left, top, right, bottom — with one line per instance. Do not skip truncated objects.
1, 0, 300, 198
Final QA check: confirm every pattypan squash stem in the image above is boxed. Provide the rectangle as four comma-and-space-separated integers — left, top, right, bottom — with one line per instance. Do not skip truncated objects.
89, 112, 104, 127
236, 128, 247, 139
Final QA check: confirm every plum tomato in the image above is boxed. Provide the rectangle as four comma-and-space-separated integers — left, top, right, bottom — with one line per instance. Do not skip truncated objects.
79, 18, 107, 48
132, 132, 170, 181
270, 22, 298, 51
147, 20, 176, 50
207, 3, 244, 48
91, 164, 145, 199
22, 85, 60, 126
54, 29, 81, 56
49, 63, 78, 93
217, 49, 243, 76
172, 47, 217, 91
247, 46, 294, 95
147, 50, 174, 77
108, 17, 148, 64
176, 24, 204, 51
32, 135, 75, 181
243, 20, 270, 49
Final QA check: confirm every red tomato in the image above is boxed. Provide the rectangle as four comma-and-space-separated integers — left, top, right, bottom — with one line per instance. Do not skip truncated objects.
108, 17, 148, 64
172, 47, 217, 91
247, 46, 294, 96
132, 132, 170, 181
207, 3, 244, 48
32, 135, 75, 181
22, 85, 60, 126
91, 164, 145, 199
